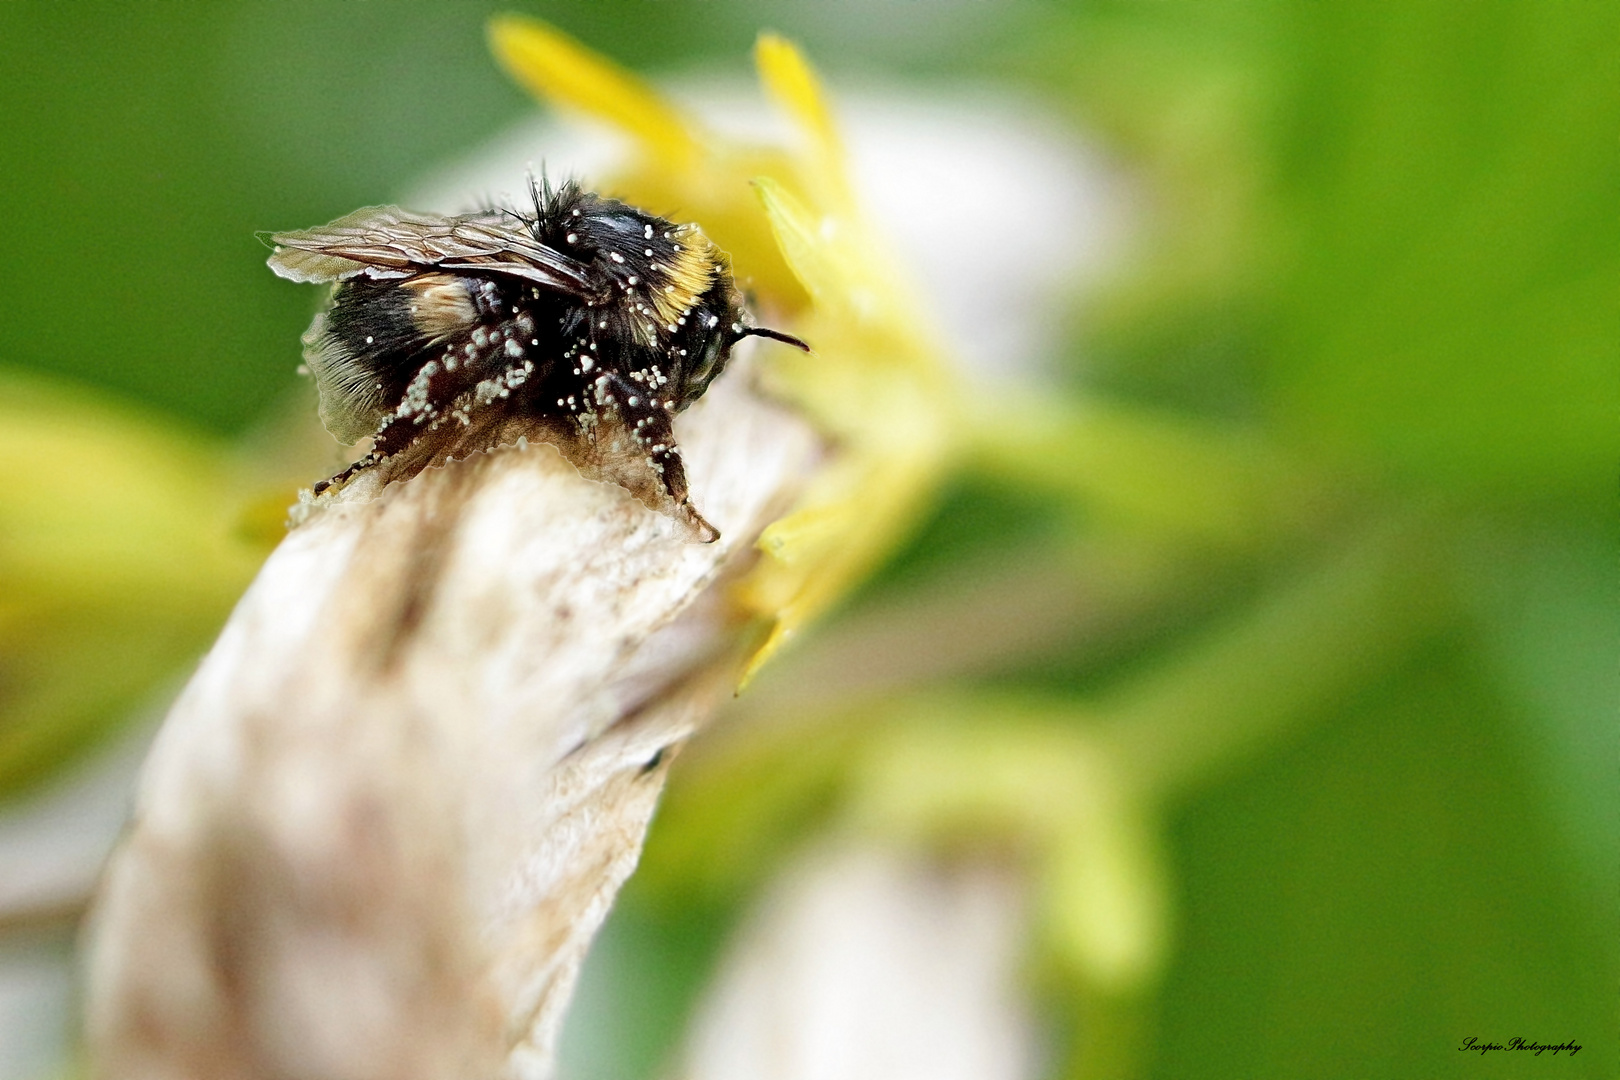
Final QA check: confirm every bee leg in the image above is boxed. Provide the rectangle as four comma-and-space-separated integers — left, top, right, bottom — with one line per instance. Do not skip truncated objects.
312, 457, 370, 496
610, 378, 717, 542
312, 355, 481, 495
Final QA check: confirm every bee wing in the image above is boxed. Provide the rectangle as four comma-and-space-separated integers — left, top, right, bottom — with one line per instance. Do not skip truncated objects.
266, 206, 593, 294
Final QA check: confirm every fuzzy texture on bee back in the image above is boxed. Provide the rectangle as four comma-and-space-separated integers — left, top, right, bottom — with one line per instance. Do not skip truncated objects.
266, 179, 805, 542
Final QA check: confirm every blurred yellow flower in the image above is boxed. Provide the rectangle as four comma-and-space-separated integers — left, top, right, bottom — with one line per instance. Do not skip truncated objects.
0, 370, 270, 793
489, 16, 961, 680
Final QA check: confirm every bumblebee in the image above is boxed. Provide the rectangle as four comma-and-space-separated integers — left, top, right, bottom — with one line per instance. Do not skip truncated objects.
267, 178, 805, 542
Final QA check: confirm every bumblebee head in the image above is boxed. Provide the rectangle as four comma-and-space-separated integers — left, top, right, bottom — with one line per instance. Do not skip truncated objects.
529, 183, 809, 409
677, 294, 809, 405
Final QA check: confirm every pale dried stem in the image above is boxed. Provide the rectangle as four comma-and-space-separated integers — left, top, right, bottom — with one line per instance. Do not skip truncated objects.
84, 363, 819, 1080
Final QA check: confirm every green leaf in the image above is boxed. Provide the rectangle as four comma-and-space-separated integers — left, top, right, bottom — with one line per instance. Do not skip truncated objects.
1157, 649, 1616, 1079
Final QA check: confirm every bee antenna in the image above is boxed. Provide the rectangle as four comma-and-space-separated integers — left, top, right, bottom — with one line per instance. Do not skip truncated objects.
736, 326, 811, 352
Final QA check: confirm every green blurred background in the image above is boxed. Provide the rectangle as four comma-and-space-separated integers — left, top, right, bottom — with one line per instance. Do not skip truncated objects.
0, 2, 1613, 1078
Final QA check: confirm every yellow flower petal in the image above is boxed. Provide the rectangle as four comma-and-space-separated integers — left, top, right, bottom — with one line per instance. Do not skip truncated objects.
737, 431, 946, 684
752, 177, 848, 310
754, 33, 850, 209
753, 177, 897, 330
488, 15, 705, 168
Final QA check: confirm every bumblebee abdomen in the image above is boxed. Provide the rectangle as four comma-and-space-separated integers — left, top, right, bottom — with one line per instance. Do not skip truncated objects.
307, 274, 556, 444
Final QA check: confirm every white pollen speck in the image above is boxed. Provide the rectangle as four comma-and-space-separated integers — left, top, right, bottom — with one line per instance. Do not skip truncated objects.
572, 208, 581, 217
667, 323, 678, 333
644, 248, 653, 257
644, 224, 654, 239
531, 339, 538, 345
566, 233, 577, 243
707, 314, 720, 328
610, 251, 625, 263
628, 396, 639, 406
628, 276, 638, 285
600, 320, 608, 328
365, 335, 374, 344
665, 285, 675, 293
